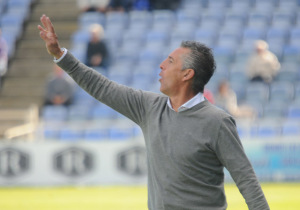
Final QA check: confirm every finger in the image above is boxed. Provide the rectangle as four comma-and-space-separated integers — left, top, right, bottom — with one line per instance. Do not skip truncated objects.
37, 25, 45, 32
40, 14, 48, 30
45, 16, 55, 33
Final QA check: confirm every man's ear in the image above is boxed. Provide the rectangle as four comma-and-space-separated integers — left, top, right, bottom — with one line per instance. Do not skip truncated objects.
183, 69, 195, 81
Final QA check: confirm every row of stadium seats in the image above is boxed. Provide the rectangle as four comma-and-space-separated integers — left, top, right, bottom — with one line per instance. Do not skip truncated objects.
71, 9, 300, 64
40, 111, 300, 141
0, 0, 34, 58
42, 96, 300, 123
41, 121, 142, 141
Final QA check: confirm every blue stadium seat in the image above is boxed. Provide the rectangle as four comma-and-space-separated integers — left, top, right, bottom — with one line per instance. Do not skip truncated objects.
176, 10, 201, 25
68, 105, 91, 121
152, 10, 176, 23
281, 120, 300, 136
90, 104, 118, 120
282, 45, 300, 62
266, 27, 290, 42
109, 126, 135, 140
42, 106, 68, 122
122, 28, 147, 44
247, 18, 269, 30
251, 120, 282, 138
253, 1, 275, 14
289, 27, 300, 47
245, 82, 269, 104
243, 27, 266, 42
42, 123, 63, 139
84, 128, 110, 141
267, 41, 284, 61
1, 26, 19, 58
115, 47, 139, 64
229, 65, 248, 85
201, 10, 225, 26
138, 47, 163, 65
269, 82, 294, 103
128, 10, 152, 28
73, 87, 98, 106
71, 29, 91, 44
207, 0, 230, 8
194, 28, 217, 47
234, 48, 252, 63
248, 11, 271, 25
213, 46, 235, 64
78, 12, 106, 29
275, 68, 299, 83
287, 103, 300, 119
294, 83, 300, 104
199, 17, 221, 32
105, 11, 129, 29
59, 128, 83, 141
263, 102, 286, 119
272, 10, 296, 25
230, 80, 247, 103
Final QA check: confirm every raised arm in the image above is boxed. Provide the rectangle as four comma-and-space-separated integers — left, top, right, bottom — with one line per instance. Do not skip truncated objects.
38, 14, 64, 59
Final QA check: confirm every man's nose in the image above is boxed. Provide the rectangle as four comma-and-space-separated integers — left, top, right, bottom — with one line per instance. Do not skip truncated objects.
159, 62, 164, 70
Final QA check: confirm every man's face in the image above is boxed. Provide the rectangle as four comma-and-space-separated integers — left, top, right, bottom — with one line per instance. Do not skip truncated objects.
159, 47, 190, 96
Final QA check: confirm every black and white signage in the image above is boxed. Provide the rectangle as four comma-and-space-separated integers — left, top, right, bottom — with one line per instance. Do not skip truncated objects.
0, 147, 30, 178
117, 146, 147, 176
53, 147, 94, 177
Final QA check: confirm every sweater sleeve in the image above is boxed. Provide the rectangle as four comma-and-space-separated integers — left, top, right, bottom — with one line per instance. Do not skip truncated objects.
56, 51, 148, 125
215, 117, 270, 210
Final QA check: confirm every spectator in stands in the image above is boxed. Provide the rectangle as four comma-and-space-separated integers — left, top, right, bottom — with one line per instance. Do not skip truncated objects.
39, 15, 270, 210
85, 24, 110, 69
215, 80, 256, 119
76, 0, 110, 13
246, 40, 281, 84
0, 28, 8, 80
44, 64, 75, 106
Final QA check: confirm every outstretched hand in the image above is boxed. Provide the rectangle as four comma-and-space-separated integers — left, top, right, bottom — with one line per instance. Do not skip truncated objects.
38, 14, 64, 59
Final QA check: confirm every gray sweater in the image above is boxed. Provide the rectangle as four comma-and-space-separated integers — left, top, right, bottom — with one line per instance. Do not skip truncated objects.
57, 52, 270, 210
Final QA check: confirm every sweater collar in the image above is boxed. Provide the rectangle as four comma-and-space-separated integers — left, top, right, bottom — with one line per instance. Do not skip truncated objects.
167, 92, 205, 112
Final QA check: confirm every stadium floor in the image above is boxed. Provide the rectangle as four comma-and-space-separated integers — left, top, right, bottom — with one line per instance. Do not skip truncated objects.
0, 183, 299, 210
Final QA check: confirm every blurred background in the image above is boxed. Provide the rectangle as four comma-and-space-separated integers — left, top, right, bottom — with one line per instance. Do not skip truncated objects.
0, 0, 299, 208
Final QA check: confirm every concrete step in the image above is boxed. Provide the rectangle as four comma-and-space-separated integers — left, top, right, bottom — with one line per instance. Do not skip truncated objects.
18, 39, 70, 50
0, 96, 44, 109
31, 6, 80, 22
14, 47, 59, 59
2, 77, 47, 88
7, 59, 53, 77
24, 21, 78, 40
30, 0, 80, 21
0, 86, 45, 97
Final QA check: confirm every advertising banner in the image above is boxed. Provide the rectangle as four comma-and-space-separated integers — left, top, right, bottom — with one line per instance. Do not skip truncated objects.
0, 137, 299, 186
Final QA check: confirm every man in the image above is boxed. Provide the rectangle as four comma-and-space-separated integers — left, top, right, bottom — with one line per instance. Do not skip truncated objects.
44, 64, 75, 106
38, 15, 269, 210
246, 40, 281, 84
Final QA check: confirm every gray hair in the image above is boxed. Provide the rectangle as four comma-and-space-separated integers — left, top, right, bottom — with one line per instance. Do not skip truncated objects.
180, 41, 216, 93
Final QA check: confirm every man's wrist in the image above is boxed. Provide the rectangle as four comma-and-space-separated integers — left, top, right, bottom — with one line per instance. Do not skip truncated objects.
53, 48, 67, 63
54, 49, 64, 60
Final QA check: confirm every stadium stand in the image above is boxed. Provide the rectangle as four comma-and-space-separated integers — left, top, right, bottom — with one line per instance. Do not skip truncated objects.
1, 0, 300, 140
